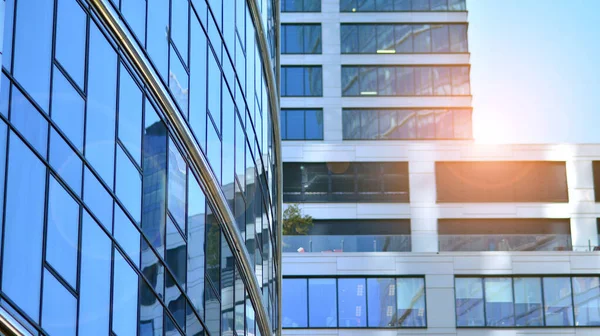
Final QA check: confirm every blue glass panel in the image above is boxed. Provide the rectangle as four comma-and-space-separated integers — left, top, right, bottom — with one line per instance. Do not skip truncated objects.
166, 216, 186, 286
139, 279, 163, 335
190, 16, 207, 150
285, 110, 303, 140
13, 0, 54, 112
221, 90, 235, 189
116, 145, 142, 223
49, 128, 83, 196
206, 282, 221, 336
172, 0, 189, 64
207, 122, 221, 182
118, 64, 143, 165
142, 102, 167, 255
10, 87, 48, 156
367, 278, 396, 327
83, 167, 113, 230
205, 208, 220, 289
41, 270, 77, 336
114, 204, 141, 267
56, 0, 86, 88
396, 278, 426, 327
165, 282, 186, 331
122, 0, 146, 43
484, 277, 514, 326
187, 174, 206, 317
543, 277, 574, 326
573, 277, 600, 326
0, 74, 9, 118
187, 302, 205, 336
2, 132, 45, 322
514, 277, 543, 326
338, 278, 367, 327
308, 278, 337, 327
168, 140, 187, 230
455, 278, 484, 327
208, 0, 222, 29
2, 0, 15, 70
245, 296, 254, 336
147, 0, 169, 80
86, 23, 117, 185
207, 51, 222, 132
170, 45, 190, 118
0, 122, 6, 250
52, 68, 85, 151
112, 250, 139, 336
46, 176, 79, 288
221, 237, 234, 333
282, 279, 307, 327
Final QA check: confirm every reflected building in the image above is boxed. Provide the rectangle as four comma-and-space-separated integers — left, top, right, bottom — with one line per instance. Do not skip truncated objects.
0, 0, 281, 336
280, 0, 600, 335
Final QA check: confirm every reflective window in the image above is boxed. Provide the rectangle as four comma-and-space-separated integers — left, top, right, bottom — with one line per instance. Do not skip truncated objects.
114, 204, 141, 267
544, 277, 574, 326
450, 24, 469, 52
455, 278, 485, 327
397, 278, 426, 327
121, 0, 146, 43
170, 45, 190, 118
112, 250, 139, 336
49, 128, 83, 196
281, 66, 323, 97
139, 276, 164, 335
206, 208, 221, 289
11, 86, 48, 156
171, 0, 189, 65
2, 0, 15, 70
83, 167, 113, 230
86, 22, 117, 185
52, 67, 85, 151
367, 278, 396, 327
187, 174, 206, 317
484, 278, 515, 326
118, 64, 143, 165
282, 279, 308, 328
280, 109, 323, 140
221, 90, 235, 190
78, 211, 112, 335
282, 24, 322, 54
221, 238, 235, 334
190, 16, 207, 150
55, 0, 86, 89
338, 278, 367, 327
341, 66, 469, 96
207, 51, 222, 133
573, 277, 600, 326
514, 277, 543, 326
282, 0, 321, 12
147, 0, 170, 79
46, 176, 79, 288
166, 216, 186, 286
207, 121, 222, 182
0, 74, 9, 118
309, 278, 337, 327
42, 270, 77, 336
168, 140, 187, 229
206, 283, 221, 336
13, 0, 54, 112
2, 133, 46, 321
116, 145, 142, 223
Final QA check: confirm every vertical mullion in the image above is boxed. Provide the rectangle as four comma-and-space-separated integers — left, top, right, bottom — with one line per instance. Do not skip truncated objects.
569, 276, 577, 327
364, 277, 369, 327
481, 277, 487, 327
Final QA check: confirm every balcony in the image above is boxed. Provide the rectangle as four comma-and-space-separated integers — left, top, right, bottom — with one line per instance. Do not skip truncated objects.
438, 234, 572, 252
283, 235, 412, 253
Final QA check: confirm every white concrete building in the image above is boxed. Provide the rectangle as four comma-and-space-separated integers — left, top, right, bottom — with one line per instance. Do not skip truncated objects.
280, 0, 600, 335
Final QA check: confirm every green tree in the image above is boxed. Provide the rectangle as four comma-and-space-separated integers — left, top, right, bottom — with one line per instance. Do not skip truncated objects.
282, 204, 313, 235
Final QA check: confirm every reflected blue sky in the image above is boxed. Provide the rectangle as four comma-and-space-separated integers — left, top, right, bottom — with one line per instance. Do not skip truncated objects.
470, 0, 600, 143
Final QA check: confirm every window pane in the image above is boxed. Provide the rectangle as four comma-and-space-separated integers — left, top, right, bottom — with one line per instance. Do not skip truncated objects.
573, 277, 600, 326
221, 92, 235, 190
206, 283, 221, 336
234, 266, 245, 332
207, 122, 222, 182
543, 277, 574, 326
359, 67, 377, 94
449, 0, 466, 10
359, 25, 377, 53
13, 0, 54, 112
49, 128, 83, 196
166, 216, 187, 286
305, 67, 323, 96
305, 25, 322, 54
413, 25, 431, 52
412, 0, 430, 10
84, 167, 113, 230
206, 209, 221, 289
451, 66, 471, 95
392, 110, 417, 139
171, 0, 189, 64
415, 67, 433, 95
52, 68, 85, 151
283, 25, 302, 54
114, 204, 141, 267
340, 0, 356, 11
116, 145, 142, 223
450, 24, 468, 52
397, 278, 426, 327
187, 177, 206, 316
376, 0, 394, 11
343, 109, 361, 139
112, 250, 139, 336
433, 67, 452, 95
305, 0, 322, 11
305, 109, 323, 140
282, 279, 308, 327
338, 278, 367, 327
395, 67, 415, 95
484, 277, 515, 326
42, 270, 77, 336
309, 278, 337, 327
455, 278, 484, 327
378, 67, 395, 95
342, 67, 359, 96
221, 239, 235, 334
122, 0, 146, 43
190, 17, 207, 150
514, 277, 543, 326
285, 110, 304, 140
118, 65, 143, 165
2, 133, 46, 321
168, 140, 187, 229
453, 109, 472, 138
86, 23, 117, 185
147, 0, 170, 79
78, 211, 112, 335
376, 25, 395, 52
280, 110, 287, 139
11, 87, 48, 156
417, 110, 435, 139
431, 0, 448, 10
395, 25, 413, 52
2, 0, 15, 70
367, 278, 396, 327
284, 67, 304, 96
56, 0, 86, 89
46, 176, 79, 287
139, 276, 163, 335
361, 110, 379, 139
207, 52, 222, 129
394, 0, 411, 10
0, 75, 9, 118
435, 110, 453, 138
170, 46, 190, 118
341, 25, 358, 54
358, 0, 376, 11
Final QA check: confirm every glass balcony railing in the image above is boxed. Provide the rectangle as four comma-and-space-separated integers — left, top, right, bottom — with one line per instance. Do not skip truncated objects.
283, 235, 412, 253
438, 234, 572, 252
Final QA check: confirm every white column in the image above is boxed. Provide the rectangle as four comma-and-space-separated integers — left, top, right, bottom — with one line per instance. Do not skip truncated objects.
566, 160, 598, 250
409, 160, 439, 252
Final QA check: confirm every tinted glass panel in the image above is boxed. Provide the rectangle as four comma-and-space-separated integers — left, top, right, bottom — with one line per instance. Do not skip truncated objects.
116, 146, 142, 223
49, 128, 83, 196
112, 251, 139, 336
484, 278, 515, 326
147, 0, 169, 79
397, 278, 426, 327
168, 140, 187, 229
11, 87, 48, 156
309, 278, 337, 327
367, 278, 396, 327
455, 278, 485, 327
118, 65, 143, 165
282, 279, 308, 328
42, 270, 77, 336
83, 167, 113, 230
514, 277, 543, 326
573, 277, 600, 326
305, 109, 324, 140
114, 204, 141, 267
543, 277, 574, 326
56, 0, 86, 88
338, 278, 367, 327
52, 68, 85, 151
190, 16, 207, 150
122, 0, 146, 42
170, 45, 190, 118
187, 175, 206, 316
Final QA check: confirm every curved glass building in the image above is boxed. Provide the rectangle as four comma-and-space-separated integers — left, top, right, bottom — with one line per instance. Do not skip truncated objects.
0, 0, 281, 335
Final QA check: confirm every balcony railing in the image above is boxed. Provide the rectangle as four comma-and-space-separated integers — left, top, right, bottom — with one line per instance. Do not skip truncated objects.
438, 234, 572, 252
283, 235, 412, 253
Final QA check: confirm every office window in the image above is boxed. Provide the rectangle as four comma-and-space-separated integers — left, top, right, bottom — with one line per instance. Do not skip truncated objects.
281, 66, 323, 96
282, 0, 321, 12
573, 277, 600, 326
282, 24, 322, 54
514, 277, 544, 326
367, 278, 396, 327
396, 278, 426, 327
455, 278, 485, 327
282, 279, 308, 327
309, 279, 337, 327
342, 109, 471, 140
283, 162, 410, 202
436, 161, 569, 203
42, 270, 77, 336
341, 66, 470, 96
280, 109, 323, 140
543, 277, 574, 326
341, 0, 466, 11
338, 278, 367, 327
484, 278, 515, 327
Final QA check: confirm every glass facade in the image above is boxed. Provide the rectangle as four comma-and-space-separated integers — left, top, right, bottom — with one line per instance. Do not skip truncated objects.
280, 109, 324, 140
281, 24, 322, 54
0, 0, 280, 335
282, 276, 426, 329
340, 0, 466, 12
